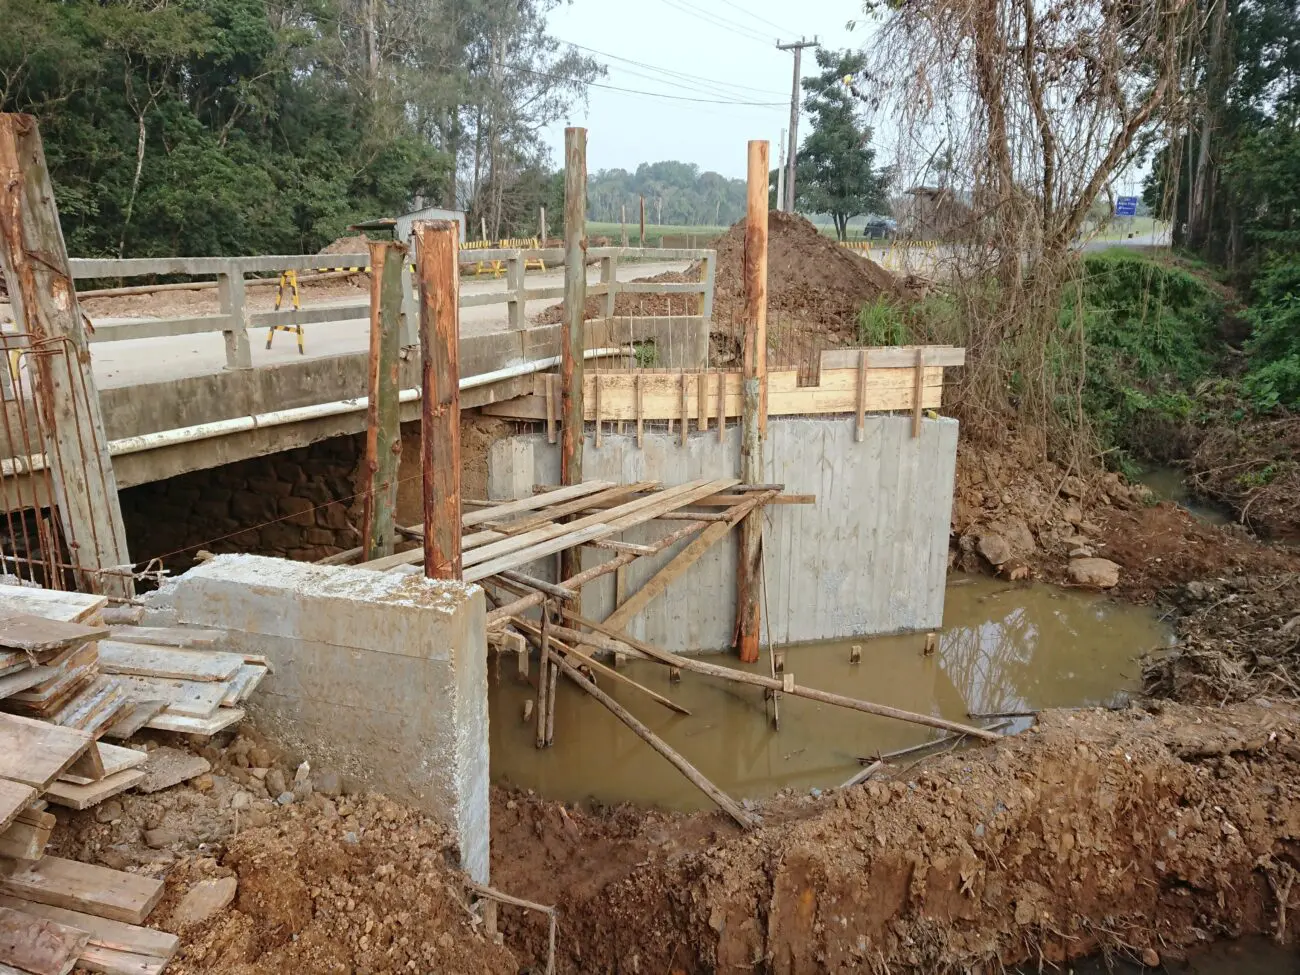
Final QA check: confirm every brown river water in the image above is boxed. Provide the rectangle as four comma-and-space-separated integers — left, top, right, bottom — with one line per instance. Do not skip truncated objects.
488, 574, 1173, 809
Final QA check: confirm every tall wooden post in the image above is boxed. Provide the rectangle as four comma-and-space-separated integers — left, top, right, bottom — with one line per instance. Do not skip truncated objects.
639, 195, 646, 247
621, 203, 628, 248
559, 127, 587, 583
414, 220, 462, 580
0, 114, 132, 598
539, 206, 546, 242
736, 140, 769, 663
361, 239, 406, 561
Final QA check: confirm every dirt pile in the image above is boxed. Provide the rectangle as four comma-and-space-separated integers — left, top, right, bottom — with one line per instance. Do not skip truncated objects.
317, 234, 370, 256
492, 700, 1300, 973
1146, 573, 1300, 704
708, 211, 903, 339
1192, 414, 1300, 542
949, 433, 1300, 600
532, 268, 701, 325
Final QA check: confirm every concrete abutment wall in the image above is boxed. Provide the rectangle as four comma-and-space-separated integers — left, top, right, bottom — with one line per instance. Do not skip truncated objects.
144, 554, 490, 882
489, 415, 959, 650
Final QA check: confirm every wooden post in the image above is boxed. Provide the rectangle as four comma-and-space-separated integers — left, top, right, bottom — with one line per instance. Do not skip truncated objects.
414, 220, 462, 580
559, 127, 587, 583
361, 240, 406, 562
0, 114, 133, 598
539, 206, 546, 242
620, 203, 628, 248
639, 195, 646, 246
736, 140, 769, 663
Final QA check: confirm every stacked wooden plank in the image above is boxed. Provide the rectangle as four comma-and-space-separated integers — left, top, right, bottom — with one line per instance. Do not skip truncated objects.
98, 626, 266, 738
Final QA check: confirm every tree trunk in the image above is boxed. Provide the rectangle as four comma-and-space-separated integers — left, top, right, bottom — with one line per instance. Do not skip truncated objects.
118, 112, 148, 259
1189, 0, 1227, 252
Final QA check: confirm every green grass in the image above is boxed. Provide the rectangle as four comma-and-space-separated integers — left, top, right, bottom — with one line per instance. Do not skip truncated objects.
585, 222, 728, 246
1082, 218, 1170, 243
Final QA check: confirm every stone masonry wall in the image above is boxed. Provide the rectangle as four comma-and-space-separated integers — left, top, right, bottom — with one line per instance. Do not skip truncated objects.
121, 435, 363, 574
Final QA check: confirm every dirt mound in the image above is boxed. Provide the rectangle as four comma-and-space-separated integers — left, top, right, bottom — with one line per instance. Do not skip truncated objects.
492, 700, 1300, 973
1191, 414, 1300, 542
711, 210, 903, 329
531, 269, 700, 326
317, 234, 370, 256
1146, 573, 1300, 704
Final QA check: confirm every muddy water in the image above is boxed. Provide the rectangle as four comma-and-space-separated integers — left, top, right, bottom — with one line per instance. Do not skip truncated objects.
489, 575, 1173, 810
1134, 464, 1232, 525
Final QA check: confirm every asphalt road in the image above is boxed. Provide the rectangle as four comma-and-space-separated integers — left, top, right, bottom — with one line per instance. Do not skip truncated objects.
79, 260, 691, 390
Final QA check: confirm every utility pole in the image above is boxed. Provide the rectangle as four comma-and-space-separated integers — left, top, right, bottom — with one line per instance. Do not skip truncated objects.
776, 127, 787, 212
777, 37, 818, 212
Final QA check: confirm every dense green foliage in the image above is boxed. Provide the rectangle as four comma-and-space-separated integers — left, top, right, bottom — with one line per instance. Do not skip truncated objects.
1241, 258, 1300, 409
0, 0, 597, 257
794, 49, 889, 241
586, 162, 747, 229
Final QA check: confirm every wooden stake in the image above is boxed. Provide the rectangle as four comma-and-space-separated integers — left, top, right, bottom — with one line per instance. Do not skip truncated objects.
550, 650, 756, 829
639, 195, 646, 246
560, 128, 587, 583
621, 203, 628, 248
545, 650, 558, 747
362, 239, 406, 561
635, 373, 644, 448
594, 373, 602, 448
912, 346, 925, 438
717, 369, 726, 441
414, 220, 462, 580
545, 374, 556, 444
856, 349, 868, 444
697, 370, 708, 432
535, 609, 550, 749
0, 114, 133, 598
679, 372, 689, 446
737, 140, 769, 663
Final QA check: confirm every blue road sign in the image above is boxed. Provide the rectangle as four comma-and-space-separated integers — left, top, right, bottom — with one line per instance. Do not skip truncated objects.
1115, 196, 1139, 217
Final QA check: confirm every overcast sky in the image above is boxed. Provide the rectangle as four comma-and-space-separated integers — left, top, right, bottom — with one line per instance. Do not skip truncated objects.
539, 0, 870, 179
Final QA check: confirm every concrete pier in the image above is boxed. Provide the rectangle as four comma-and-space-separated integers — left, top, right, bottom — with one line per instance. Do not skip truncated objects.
489, 415, 959, 650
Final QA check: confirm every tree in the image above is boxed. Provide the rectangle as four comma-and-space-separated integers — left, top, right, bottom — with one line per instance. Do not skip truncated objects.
793, 49, 889, 241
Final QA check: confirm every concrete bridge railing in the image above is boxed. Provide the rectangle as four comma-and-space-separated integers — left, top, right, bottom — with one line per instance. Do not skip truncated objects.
62, 246, 715, 372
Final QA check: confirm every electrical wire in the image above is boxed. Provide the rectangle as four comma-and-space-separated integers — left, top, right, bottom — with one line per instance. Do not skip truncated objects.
651, 0, 774, 45
509, 63, 785, 105
553, 37, 788, 99
715, 0, 797, 37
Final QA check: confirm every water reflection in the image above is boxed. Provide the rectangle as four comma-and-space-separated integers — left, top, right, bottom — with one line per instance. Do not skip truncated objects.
489, 575, 1172, 810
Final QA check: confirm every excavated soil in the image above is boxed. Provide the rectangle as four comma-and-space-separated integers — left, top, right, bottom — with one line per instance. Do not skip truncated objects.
532, 268, 701, 325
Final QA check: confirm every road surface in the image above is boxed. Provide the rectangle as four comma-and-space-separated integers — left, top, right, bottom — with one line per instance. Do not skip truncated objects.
77, 260, 690, 390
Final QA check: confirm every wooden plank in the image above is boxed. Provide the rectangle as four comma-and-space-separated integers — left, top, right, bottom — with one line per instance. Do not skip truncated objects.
484, 482, 659, 536
0, 616, 106, 654
113, 675, 228, 718
593, 373, 602, 448
46, 677, 126, 736
856, 349, 868, 442
220, 665, 266, 707
0, 897, 178, 960
635, 374, 643, 448
61, 744, 105, 784
461, 481, 614, 528
0, 816, 53, 861
0, 904, 89, 975
462, 478, 724, 571
697, 369, 708, 432
819, 344, 965, 369
464, 525, 613, 584
97, 642, 243, 683
0, 587, 106, 626
544, 374, 556, 444
912, 346, 925, 437
145, 707, 243, 737
103, 627, 221, 649
679, 373, 688, 446
0, 713, 91, 790
716, 368, 725, 441
0, 783, 35, 834
99, 702, 166, 742
4, 644, 95, 704
78, 945, 168, 975
603, 521, 735, 633
45, 769, 145, 811
59, 744, 145, 787
0, 667, 48, 700
0, 857, 164, 925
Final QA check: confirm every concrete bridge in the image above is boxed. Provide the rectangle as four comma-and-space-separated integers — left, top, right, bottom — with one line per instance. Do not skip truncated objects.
2, 245, 715, 501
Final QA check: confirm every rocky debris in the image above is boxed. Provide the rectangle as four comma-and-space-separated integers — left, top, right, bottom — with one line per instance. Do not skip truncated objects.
145, 827, 186, 849
976, 533, 1011, 566
172, 876, 238, 927
138, 747, 212, 794
1067, 557, 1121, 588
1145, 573, 1300, 703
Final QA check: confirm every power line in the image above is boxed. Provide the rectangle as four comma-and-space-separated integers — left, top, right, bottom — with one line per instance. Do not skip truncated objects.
715, 0, 797, 36
510, 64, 785, 105
553, 38, 789, 99
652, 0, 774, 45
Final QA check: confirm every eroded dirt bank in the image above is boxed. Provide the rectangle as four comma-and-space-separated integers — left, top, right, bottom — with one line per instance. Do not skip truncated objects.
491, 700, 1300, 973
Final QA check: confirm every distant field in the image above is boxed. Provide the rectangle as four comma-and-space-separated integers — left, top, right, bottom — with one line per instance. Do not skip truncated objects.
586, 222, 728, 246
1083, 217, 1170, 243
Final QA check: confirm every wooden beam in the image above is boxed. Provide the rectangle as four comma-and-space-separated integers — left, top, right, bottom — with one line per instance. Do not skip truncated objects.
414, 220, 462, 580
856, 349, 868, 442
0, 114, 132, 598
361, 239, 407, 561
548, 650, 755, 829
912, 346, 925, 437
737, 139, 769, 664
560, 127, 587, 583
